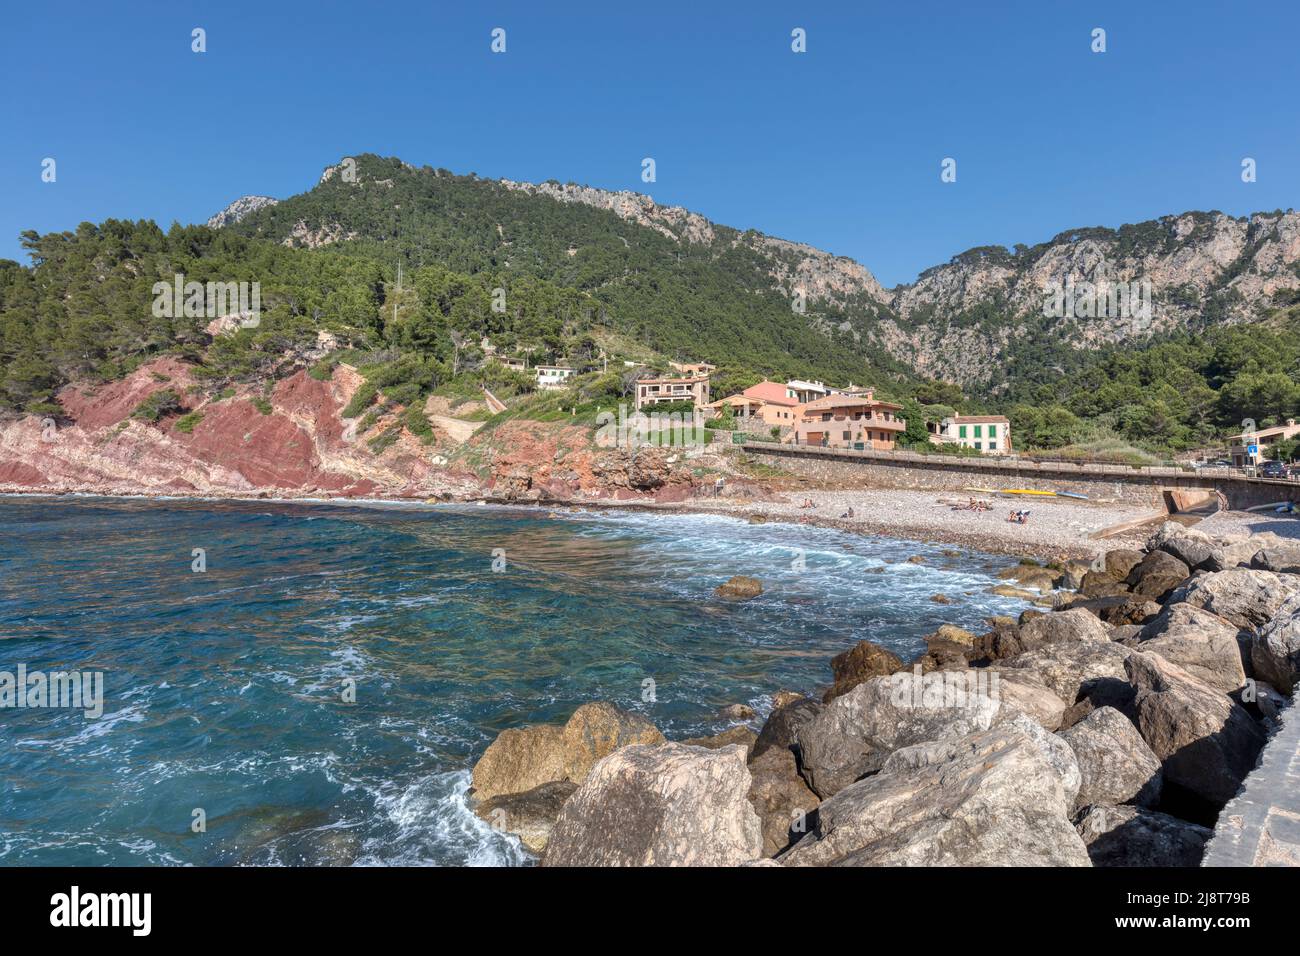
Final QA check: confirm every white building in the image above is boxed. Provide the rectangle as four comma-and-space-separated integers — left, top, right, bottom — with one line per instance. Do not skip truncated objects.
535, 365, 576, 390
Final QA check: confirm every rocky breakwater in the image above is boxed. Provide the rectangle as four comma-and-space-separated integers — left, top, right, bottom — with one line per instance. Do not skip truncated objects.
467, 523, 1299, 865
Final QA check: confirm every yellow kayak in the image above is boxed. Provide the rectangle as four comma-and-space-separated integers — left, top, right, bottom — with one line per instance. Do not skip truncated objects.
1001, 489, 1057, 496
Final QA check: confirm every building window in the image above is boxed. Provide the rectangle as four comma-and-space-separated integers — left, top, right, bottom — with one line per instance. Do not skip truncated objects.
988, 424, 998, 438
974, 425, 983, 438
842, 431, 850, 441
958, 425, 967, 439
975, 442, 982, 450
989, 440, 998, 450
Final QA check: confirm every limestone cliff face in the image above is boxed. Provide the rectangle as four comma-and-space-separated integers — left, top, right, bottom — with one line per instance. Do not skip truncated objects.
207, 157, 1300, 389
880, 211, 1300, 384
206, 195, 279, 229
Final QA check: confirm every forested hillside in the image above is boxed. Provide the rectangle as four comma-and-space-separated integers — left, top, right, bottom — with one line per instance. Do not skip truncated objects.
2, 152, 1298, 460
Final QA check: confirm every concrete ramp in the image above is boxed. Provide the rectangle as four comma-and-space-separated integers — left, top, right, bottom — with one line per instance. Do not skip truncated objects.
481, 387, 507, 415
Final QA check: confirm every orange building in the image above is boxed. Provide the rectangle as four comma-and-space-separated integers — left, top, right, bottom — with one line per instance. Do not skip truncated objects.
792, 393, 905, 449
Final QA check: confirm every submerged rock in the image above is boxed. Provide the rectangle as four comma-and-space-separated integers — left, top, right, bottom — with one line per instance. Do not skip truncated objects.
716, 575, 763, 599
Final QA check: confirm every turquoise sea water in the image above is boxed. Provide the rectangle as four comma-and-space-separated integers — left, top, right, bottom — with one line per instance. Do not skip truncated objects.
0, 496, 1028, 866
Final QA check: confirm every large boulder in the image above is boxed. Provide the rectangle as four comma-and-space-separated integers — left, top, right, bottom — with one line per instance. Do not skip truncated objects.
1250, 544, 1300, 575
1016, 607, 1113, 651
1125, 651, 1267, 805
1001, 639, 1134, 706
543, 743, 763, 866
751, 697, 822, 761
1141, 622, 1246, 694
1164, 568, 1299, 634
1104, 549, 1145, 579
474, 781, 578, 855
997, 671, 1069, 731
1148, 523, 1219, 571
1251, 591, 1300, 694
1124, 550, 1191, 601
781, 726, 1091, 866
797, 671, 1000, 797
471, 702, 664, 803
746, 746, 821, 857
1076, 805, 1212, 866
823, 639, 904, 702
1059, 706, 1162, 814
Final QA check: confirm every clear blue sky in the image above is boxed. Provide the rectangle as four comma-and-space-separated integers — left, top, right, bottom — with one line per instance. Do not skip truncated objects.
2, 0, 1297, 287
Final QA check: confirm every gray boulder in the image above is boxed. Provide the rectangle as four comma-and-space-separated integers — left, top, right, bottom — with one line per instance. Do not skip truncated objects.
1016, 607, 1113, 651
781, 726, 1090, 867
1076, 805, 1211, 866
543, 743, 763, 866
1164, 568, 1299, 634
1251, 591, 1300, 694
797, 671, 1000, 797
1141, 622, 1247, 694
997, 670, 1069, 731
1001, 639, 1133, 705
1125, 550, 1191, 601
1250, 544, 1300, 575
1126, 651, 1267, 805
751, 697, 822, 761
1059, 706, 1162, 814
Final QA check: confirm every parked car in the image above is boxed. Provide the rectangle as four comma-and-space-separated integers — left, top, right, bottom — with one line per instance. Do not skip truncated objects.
1260, 460, 1287, 479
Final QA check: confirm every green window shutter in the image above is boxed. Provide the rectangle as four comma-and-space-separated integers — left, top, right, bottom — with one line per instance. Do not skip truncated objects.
974, 425, 983, 438
958, 425, 967, 438
989, 424, 997, 437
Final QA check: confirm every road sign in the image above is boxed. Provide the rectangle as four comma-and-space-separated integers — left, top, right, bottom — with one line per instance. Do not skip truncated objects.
1247, 444, 1259, 456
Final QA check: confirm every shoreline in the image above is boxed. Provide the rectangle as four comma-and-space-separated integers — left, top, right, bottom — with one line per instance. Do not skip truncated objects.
0, 484, 1154, 562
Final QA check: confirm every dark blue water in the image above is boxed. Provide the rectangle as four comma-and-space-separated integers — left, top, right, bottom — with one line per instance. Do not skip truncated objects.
0, 496, 1027, 865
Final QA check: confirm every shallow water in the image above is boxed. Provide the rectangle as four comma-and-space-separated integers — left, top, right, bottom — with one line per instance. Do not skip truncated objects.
0, 496, 1027, 865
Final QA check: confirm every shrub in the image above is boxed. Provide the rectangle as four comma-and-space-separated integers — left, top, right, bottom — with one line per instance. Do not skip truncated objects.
174, 411, 204, 434
342, 382, 377, 418
132, 389, 183, 423
250, 396, 273, 415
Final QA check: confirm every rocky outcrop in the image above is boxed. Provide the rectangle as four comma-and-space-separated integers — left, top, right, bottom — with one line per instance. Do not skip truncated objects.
470, 702, 664, 804
1076, 805, 1212, 867
543, 743, 763, 866
207, 194, 279, 228
1125, 652, 1266, 806
781, 726, 1090, 866
1060, 707, 1163, 814
1001, 639, 1133, 707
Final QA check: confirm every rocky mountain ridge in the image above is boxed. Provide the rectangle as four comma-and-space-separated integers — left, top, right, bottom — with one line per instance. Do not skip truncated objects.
208, 157, 1300, 387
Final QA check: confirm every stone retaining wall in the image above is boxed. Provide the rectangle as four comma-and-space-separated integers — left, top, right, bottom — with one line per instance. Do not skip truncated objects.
742, 444, 1300, 511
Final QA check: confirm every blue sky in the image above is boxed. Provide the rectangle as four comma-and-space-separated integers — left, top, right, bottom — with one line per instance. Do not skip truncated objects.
2, 0, 1297, 287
